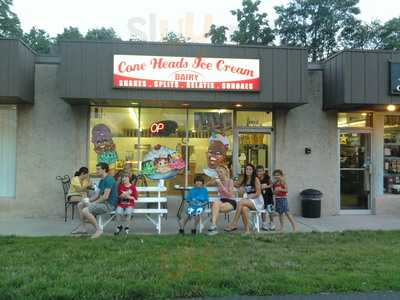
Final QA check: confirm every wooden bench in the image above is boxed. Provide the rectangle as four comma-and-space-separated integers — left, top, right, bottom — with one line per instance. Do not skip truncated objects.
98, 185, 168, 234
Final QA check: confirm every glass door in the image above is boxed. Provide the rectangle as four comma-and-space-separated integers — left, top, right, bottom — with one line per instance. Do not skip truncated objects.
234, 129, 272, 176
339, 131, 372, 210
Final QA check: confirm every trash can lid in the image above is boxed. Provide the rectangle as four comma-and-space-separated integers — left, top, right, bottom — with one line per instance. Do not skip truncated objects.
300, 189, 323, 196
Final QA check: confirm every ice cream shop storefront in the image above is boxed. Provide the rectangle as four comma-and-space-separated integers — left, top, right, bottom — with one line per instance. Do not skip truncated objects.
59, 41, 308, 198
2, 38, 343, 217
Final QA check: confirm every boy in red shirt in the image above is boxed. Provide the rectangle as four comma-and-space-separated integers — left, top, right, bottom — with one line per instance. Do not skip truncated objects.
115, 173, 138, 235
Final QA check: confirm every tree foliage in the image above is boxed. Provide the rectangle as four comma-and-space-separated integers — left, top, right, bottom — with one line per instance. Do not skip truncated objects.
205, 24, 228, 45
85, 27, 120, 41
22, 27, 52, 54
275, 0, 361, 61
0, 0, 22, 38
230, 0, 274, 45
380, 17, 400, 50
162, 31, 188, 43
55, 26, 83, 44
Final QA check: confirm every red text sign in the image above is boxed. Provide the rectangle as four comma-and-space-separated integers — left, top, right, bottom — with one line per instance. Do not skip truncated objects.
113, 55, 260, 91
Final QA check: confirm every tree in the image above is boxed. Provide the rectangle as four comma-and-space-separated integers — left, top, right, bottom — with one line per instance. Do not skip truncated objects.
55, 26, 83, 44
205, 24, 228, 44
162, 31, 188, 43
339, 20, 382, 50
230, 0, 274, 45
275, 0, 361, 62
0, 0, 22, 38
380, 17, 400, 50
85, 27, 120, 41
22, 27, 52, 54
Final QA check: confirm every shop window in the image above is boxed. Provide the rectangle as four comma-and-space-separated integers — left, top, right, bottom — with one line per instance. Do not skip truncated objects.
0, 106, 17, 197
139, 108, 187, 193
338, 112, 373, 128
384, 115, 400, 194
89, 107, 140, 175
188, 109, 233, 179
236, 111, 272, 127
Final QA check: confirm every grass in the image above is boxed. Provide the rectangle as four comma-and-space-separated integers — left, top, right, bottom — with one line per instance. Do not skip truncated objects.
1, 231, 400, 299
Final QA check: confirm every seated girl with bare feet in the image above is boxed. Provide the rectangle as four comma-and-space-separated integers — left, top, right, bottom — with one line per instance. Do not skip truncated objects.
224, 164, 264, 234
207, 165, 236, 236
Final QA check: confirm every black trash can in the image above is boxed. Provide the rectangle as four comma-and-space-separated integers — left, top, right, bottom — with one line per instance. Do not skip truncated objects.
300, 189, 322, 218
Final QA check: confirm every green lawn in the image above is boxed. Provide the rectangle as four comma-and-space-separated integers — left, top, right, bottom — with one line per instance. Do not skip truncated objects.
1, 231, 400, 299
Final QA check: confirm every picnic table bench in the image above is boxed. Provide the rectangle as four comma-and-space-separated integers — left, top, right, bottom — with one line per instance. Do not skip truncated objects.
176, 186, 267, 233
98, 184, 168, 234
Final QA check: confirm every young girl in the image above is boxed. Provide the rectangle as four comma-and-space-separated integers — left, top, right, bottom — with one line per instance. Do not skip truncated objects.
225, 164, 264, 234
272, 169, 297, 232
67, 167, 92, 204
207, 165, 236, 236
115, 174, 138, 235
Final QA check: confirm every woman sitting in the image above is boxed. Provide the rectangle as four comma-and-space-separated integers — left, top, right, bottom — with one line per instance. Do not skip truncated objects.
207, 165, 236, 236
225, 163, 264, 234
67, 167, 92, 204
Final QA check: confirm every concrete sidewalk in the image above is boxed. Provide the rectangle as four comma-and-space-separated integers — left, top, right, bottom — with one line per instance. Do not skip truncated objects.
0, 211, 399, 236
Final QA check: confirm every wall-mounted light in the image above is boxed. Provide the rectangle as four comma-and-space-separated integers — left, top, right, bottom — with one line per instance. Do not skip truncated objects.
131, 102, 139, 106
361, 112, 367, 116
387, 105, 396, 112
235, 104, 242, 108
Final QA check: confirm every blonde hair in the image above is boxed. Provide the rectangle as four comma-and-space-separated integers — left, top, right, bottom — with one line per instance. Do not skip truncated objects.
217, 165, 230, 178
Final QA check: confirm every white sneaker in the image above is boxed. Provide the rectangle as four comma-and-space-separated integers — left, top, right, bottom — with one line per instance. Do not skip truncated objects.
207, 224, 218, 236
269, 223, 276, 231
261, 223, 269, 231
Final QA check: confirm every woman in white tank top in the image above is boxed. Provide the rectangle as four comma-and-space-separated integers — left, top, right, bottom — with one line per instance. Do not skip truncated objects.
225, 163, 263, 234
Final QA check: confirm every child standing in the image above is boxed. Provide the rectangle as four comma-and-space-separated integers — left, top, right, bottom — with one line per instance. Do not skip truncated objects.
115, 174, 138, 235
272, 169, 298, 232
256, 165, 275, 231
179, 175, 209, 235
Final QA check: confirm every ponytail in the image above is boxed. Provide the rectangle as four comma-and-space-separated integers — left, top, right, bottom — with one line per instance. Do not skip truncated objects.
75, 167, 89, 177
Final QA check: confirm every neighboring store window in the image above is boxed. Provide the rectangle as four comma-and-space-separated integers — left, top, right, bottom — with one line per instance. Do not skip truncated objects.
188, 109, 233, 179
236, 111, 272, 127
0, 106, 17, 197
383, 115, 400, 193
338, 112, 373, 128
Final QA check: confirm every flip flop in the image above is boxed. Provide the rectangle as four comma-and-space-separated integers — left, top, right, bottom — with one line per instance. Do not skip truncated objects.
224, 227, 238, 232
71, 227, 88, 234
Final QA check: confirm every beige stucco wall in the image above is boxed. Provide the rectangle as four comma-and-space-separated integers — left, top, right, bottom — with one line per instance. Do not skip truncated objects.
274, 70, 339, 216
0, 64, 88, 217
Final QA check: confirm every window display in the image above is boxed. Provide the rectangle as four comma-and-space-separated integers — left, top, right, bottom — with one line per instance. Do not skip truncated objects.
384, 115, 400, 194
338, 112, 372, 128
236, 111, 272, 127
89, 107, 234, 193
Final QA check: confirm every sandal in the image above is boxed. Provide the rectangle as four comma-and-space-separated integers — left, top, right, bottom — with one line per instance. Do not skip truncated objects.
224, 226, 238, 232
71, 226, 88, 235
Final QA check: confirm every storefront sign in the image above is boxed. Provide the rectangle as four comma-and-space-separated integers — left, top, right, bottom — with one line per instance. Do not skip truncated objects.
390, 62, 400, 95
149, 120, 178, 137
113, 55, 260, 91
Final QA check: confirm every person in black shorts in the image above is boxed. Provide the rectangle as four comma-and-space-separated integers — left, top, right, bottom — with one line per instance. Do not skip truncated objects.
256, 165, 275, 231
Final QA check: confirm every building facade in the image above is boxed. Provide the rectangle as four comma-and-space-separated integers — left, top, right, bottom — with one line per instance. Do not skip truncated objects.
0, 38, 399, 217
